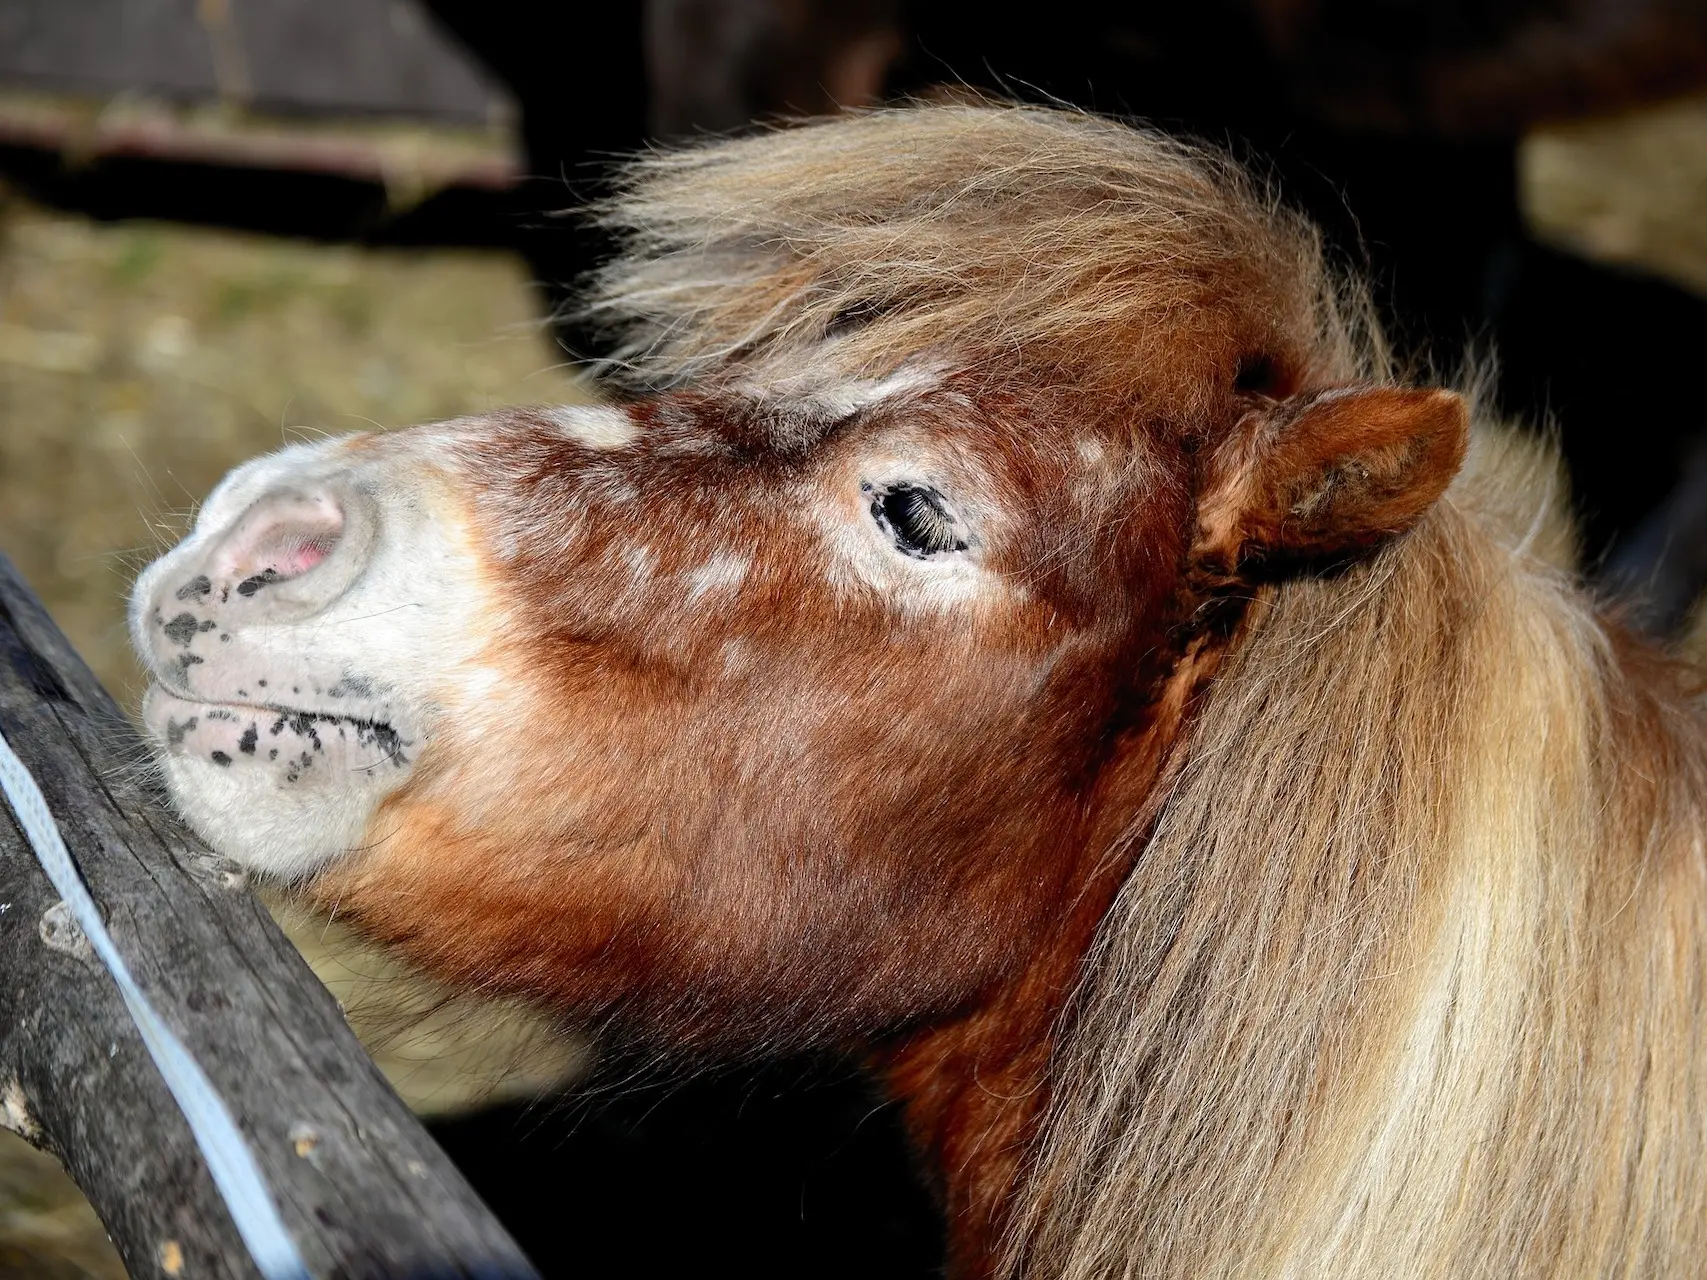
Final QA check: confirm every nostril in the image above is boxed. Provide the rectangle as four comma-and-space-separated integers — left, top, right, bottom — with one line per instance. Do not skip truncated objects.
272, 531, 336, 577
214, 489, 346, 594
233, 532, 335, 596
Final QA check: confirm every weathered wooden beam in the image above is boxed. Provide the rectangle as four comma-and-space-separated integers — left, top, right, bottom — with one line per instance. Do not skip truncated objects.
0, 551, 538, 1279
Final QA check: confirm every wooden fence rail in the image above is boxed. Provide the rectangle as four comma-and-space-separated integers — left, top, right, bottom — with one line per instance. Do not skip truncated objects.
0, 552, 538, 1279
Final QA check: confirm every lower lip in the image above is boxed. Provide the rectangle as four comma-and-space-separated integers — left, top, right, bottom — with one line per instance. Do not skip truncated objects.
142, 686, 408, 759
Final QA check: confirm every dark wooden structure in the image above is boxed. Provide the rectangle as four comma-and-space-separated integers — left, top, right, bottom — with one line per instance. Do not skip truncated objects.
0, 551, 536, 1279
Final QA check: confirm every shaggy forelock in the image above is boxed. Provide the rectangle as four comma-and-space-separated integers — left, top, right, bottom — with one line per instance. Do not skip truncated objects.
580, 102, 1384, 416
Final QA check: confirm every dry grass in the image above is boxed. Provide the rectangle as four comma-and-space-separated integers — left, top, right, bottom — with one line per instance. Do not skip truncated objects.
1521, 94, 1707, 294
0, 1139, 127, 1280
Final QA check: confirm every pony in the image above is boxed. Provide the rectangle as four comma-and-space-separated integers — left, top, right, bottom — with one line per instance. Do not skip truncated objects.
129, 103, 1707, 1278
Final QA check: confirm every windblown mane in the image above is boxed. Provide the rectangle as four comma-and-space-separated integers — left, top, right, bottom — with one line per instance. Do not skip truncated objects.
580, 102, 1383, 412
1015, 425, 1707, 1277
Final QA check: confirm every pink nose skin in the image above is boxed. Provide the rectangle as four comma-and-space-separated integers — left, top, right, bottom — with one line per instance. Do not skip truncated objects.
213, 488, 344, 596
174, 484, 377, 623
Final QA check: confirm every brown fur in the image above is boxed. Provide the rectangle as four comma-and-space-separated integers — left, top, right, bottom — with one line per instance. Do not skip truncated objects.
272, 106, 1707, 1277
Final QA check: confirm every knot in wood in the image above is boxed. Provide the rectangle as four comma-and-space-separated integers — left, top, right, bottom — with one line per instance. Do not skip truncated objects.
289, 1122, 323, 1160
0, 1080, 39, 1141
38, 900, 92, 960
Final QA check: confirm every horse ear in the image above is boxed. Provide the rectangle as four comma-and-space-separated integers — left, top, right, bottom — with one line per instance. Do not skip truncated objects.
1195, 386, 1469, 574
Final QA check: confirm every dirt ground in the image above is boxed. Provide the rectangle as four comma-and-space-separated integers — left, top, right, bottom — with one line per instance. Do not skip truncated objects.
0, 95, 1703, 1277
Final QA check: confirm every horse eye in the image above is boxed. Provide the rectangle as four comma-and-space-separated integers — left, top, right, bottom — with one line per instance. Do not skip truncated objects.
868, 483, 968, 558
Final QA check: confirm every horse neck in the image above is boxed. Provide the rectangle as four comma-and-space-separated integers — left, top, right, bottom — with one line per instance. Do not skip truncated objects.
876, 622, 1238, 1279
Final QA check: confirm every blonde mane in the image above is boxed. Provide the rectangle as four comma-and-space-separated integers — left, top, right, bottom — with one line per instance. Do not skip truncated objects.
1015, 423, 1707, 1277
581, 102, 1383, 410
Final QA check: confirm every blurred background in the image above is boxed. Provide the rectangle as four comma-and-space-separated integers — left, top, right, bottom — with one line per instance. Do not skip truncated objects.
1, 1, 1705, 1275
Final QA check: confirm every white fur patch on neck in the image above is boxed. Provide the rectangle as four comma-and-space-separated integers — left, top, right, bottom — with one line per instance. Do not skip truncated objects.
684, 550, 752, 604
546, 404, 640, 450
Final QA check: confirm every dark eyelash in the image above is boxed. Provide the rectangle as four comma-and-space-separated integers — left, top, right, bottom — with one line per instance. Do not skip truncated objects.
870, 484, 968, 558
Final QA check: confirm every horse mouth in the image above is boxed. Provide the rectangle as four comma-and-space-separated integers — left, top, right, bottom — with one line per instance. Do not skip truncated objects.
142, 685, 416, 778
